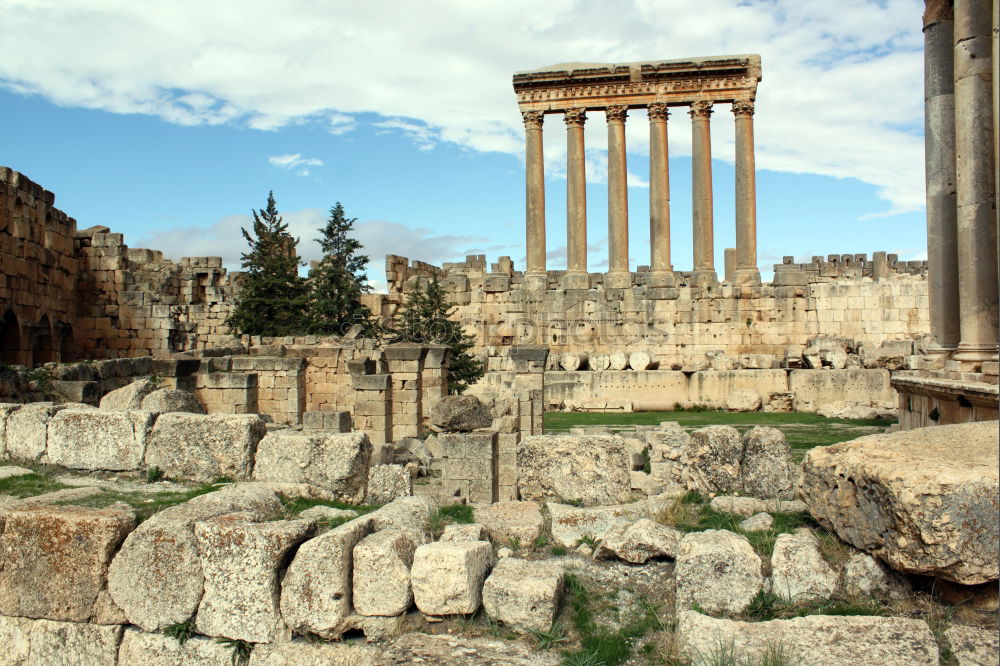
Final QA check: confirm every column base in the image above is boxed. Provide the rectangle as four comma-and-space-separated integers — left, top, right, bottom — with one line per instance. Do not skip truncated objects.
604, 272, 632, 289
647, 271, 675, 288
732, 267, 761, 286
524, 272, 549, 291
952, 343, 1000, 365
561, 272, 591, 290
690, 268, 718, 288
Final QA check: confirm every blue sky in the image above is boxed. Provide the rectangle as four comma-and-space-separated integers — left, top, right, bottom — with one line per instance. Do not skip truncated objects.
0, 0, 927, 289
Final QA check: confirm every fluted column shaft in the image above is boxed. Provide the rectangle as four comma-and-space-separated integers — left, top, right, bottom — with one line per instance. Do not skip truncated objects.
953, 0, 998, 362
522, 111, 547, 278
732, 100, 761, 285
690, 100, 717, 286
606, 105, 629, 285
565, 109, 588, 276
648, 103, 673, 284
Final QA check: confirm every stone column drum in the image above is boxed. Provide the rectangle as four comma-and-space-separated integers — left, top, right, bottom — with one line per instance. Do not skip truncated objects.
606, 105, 630, 288
689, 100, 718, 287
732, 100, 761, 285
648, 102, 674, 287
564, 108, 589, 289
522, 111, 547, 289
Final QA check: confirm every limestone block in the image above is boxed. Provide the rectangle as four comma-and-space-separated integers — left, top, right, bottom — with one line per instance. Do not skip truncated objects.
740, 426, 797, 499
724, 389, 761, 412
99, 378, 158, 410
770, 533, 837, 602
28, 619, 122, 666
140, 388, 205, 414
441, 523, 488, 542
352, 529, 416, 616
765, 392, 794, 412
248, 639, 382, 666
482, 557, 562, 633
117, 628, 234, 665
0, 505, 136, 622
5, 403, 64, 462
430, 395, 492, 432
411, 541, 492, 616
108, 485, 282, 631
368, 495, 437, 545
843, 551, 911, 600
280, 517, 374, 638
298, 506, 357, 523
801, 421, 998, 584
675, 530, 764, 615
677, 611, 939, 666
517, 434, 630, 506
590, 354, 611, 371
547, 501, 646, 548
739, 353, 774, 369
46, 408, 155, 471
943, 625, 999, 666
594, 519, 683, 563
0, 403, 19, 458
145, 413, 265, 483
739, 512, 774, 532
253, 431, 371, 502
474, 501, 544, 545
709, 495, 769, 516
365, 464, 412, 505
0, 615, 31, 664
684, 425, 743, 495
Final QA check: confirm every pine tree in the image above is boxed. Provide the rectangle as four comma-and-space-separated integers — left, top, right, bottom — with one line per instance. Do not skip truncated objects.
307, 202, 375, 336
224, 191, 309, 336
392, 276, 484, 394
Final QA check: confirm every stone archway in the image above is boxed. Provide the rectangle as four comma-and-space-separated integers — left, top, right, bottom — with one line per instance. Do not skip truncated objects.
56, 321, 79, 363
1, 309, 23, 366
31, 315, 57, 366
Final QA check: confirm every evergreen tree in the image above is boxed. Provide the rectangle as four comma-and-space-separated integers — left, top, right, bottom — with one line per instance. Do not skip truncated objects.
392, 276, 484, 394
224, 191, 309, 336
307, 202, 375, 336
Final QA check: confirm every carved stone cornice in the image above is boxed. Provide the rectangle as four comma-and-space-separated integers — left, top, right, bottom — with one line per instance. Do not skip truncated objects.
521, 110, 545, 130
564, 108, 587, 127
689, 100, 714, 120
731, 100, 755, 118
647, 102, 670, 121
605, 105, 628, 123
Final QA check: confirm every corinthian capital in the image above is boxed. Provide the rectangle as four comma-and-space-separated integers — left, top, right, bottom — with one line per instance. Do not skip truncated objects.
731, 100, 755, 118
605, 105, 628, 123
563, 108, 587, 127
647, 102, 669, 121
688, 100, 714, 119
521, 110, 545, 130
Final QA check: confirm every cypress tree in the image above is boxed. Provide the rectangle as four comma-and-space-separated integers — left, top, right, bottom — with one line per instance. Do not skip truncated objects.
224, 191, 309, 336
307, 202, 375, 335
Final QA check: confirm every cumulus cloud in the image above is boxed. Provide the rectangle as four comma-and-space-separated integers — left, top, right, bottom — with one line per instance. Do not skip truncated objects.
0, 0, 925, 213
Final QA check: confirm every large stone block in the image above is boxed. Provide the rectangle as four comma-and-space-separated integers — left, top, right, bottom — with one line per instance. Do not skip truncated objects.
547, 501, 647, 548
801, 421, 999, 584
517, 434, 630, 506
140, 388, 205, 414
430, 395, 492, 432
482, 557, 562, 633
144, 412, 266, 482
0, 505, 136, 622
248, 640, 382, 665
474, 501, 544, 545
770, 533, 837, 602
594, 519, 683, 564
364, 464, 412, 505
99, 378, 158, 410
29, 619, 123, 666
46, 408, 156, 471
411, 541, 492, 616
5, 403, 64, 462
684, 425, 743, 495
118, 628, 234, 666
675, 530, 763, 616
194, 514, 313, 643
352, 529, 416, 616
739, 426, 797, 499
252, 431, 371, 502
0, 403, 19, 458
0, 614, 31, 664
108, 485, 282, 631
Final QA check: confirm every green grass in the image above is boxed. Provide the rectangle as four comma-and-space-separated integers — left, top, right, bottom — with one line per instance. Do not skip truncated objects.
426, 502, 475, 538
54, 483, 227, 522
743, 589, 888, 622
0, 473, 72, 498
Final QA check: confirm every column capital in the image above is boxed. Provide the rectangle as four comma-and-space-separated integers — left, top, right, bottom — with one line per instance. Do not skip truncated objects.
732, 100, 755, 118
521, 110, 545, 130
563, 108, 587, 127
647, 102, 670, 120
605, 105, 628, 123
689, 100, 714, 119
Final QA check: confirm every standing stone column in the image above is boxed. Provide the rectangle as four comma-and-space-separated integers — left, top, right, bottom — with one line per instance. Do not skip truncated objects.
648, 102, 674, 287
953, 0, 999, 363
689, 100, 718, 287
924, 0, 961, 354
732, 100, 761, 285
522, 111, 547, 290
606, 105, 630, 288
564, 108, 589, 289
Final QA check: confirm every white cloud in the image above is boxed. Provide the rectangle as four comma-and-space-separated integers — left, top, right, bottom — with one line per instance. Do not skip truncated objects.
0, 0, 926, 213
268, 153, 324, 177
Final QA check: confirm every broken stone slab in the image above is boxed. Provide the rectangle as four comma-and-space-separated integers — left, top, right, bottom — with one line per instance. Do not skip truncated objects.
140, 387, 205, 414
684, 425, 743, 495
46, 408, 156, 471
367, 495, 437, 545
248, 639, 383, 666
740, 426, 797, 499
239, 481, 335, 501
108, 484, 282, 631
842, 551, 911, 600
676, 610, 939, 666
353, 529, 416, 616
675, 530, 764, 615
430, 395, 493, 432
5, 402, 65, 462
194, 514, 314, 643
280, 516, 374, 638
298, 505, 358, 522
482, 557, 563, 633
0, 504, 136, 622
943, 624, 999, 666
364, 463, 412, 505
411, 541, 493, 616
0, 465, 33, 481
770, 533, 837, 603
518, 434, 630, 506
145, 412, 266, 483
547, 501, 647, 548
29, 619, 123, 666
801, 420, 999, 585
252, 430, 372, 502
594, 518, 683, 563
441, 523, 488, 542
473, 500, 544, 545
739, 512, 774, 532
98, 378, 158, 410
118, 627, 235, 665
